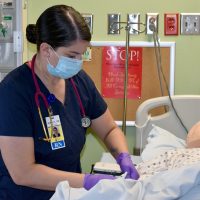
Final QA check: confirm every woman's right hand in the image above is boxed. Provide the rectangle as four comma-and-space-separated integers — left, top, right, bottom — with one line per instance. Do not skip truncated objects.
83, 173, 116, 190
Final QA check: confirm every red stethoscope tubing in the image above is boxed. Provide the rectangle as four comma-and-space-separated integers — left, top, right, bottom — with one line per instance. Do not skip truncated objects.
31, 54, 88, 132
70, 78, 86, 117
31, 54, 50, 110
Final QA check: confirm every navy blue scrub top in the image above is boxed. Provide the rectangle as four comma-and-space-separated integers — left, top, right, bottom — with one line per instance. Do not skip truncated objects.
0, 64, 107, 200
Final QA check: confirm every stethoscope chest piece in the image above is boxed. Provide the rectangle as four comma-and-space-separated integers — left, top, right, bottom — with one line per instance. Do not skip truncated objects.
81, 116, 91, 128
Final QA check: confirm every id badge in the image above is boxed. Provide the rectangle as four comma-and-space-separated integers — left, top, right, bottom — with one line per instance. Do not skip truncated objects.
45, 115, 66, 150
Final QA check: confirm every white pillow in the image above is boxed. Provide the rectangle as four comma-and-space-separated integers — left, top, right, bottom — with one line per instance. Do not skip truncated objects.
141, 125, 186, 161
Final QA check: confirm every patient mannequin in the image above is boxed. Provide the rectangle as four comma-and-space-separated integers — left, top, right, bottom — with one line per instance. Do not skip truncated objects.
137, 123, 200, 180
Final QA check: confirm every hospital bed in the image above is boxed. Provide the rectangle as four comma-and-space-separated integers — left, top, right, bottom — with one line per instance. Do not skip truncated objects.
101, 95, 200, 162
134, 95, 200, 154
51, 95, 200, 200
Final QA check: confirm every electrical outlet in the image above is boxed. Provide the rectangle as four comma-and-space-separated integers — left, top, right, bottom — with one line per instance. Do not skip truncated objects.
108, 14, 120, 34
180, 13, 200, 35
164, 13, 179, 35
146, 13, 159, 35
127, 13, 140, 35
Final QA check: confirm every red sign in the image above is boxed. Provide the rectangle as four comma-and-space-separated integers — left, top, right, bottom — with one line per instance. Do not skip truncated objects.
102, 46, 142, 99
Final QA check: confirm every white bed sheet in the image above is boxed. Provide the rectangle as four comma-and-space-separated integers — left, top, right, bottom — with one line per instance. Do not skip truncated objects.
51, 162, 200, 200
100, 125, 186, 165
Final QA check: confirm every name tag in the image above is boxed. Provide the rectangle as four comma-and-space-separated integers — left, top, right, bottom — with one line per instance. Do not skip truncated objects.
45, 115, 66, 150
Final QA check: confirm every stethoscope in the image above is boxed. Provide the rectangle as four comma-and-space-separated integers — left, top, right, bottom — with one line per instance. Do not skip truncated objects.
30, 54, 91, 142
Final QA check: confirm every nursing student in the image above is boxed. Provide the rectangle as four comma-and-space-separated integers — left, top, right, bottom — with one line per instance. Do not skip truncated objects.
0, 4, 139, 200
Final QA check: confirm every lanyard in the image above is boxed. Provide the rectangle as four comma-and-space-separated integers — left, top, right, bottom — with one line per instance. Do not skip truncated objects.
31, 54, 53, 141
31, 54, 91, 141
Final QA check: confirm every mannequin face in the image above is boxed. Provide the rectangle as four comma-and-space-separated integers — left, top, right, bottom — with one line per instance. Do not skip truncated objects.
186, 121, 200, 148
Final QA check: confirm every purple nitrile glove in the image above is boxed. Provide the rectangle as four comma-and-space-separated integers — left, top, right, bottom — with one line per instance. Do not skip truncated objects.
83, 173, 116, 190
116, 152, 139, 180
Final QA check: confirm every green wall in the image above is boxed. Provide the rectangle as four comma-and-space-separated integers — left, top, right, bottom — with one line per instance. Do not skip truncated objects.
24, 0, 200, 172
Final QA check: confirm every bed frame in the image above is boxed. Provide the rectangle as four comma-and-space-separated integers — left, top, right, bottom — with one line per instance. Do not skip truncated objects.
134, 95, 200, 154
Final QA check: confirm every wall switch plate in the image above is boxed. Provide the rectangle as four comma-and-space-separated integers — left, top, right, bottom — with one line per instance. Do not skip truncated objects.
180, 13, 200, 35
127, 13, 140, 34
164, 13, 179, 35
108, 14, 120, 34
82, 14, 93, 34
146, 13, 159, 35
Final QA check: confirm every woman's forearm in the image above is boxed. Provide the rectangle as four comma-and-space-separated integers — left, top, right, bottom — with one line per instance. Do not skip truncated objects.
14, 164, 84, 190
103, 126, 129, 158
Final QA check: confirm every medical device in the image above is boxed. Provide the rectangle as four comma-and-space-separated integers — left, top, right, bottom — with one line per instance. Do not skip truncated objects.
0, 0, 23, 82
93, 162, 122, 176
31, 54, 91, 142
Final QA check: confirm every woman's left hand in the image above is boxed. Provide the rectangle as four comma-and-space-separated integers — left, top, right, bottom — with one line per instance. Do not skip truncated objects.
116, 152, 139, 180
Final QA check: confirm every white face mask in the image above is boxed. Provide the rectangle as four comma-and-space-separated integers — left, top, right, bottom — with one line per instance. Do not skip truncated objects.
47, 49, 83, 79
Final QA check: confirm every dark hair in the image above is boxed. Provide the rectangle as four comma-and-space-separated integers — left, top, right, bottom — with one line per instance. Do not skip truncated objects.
26, 5, 91, 51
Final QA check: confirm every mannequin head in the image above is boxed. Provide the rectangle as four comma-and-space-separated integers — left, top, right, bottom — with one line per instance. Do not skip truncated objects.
186, 121, 200, 148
